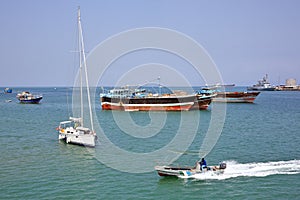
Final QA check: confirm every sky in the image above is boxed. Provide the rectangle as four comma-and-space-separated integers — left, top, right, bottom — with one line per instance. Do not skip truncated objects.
0, 0, 299, 87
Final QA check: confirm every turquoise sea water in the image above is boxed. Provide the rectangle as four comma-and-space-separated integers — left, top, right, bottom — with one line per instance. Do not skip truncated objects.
1, 87, 299, 199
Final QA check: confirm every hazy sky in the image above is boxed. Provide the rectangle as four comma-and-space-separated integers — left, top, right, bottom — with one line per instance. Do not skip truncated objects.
1, 0, 299, 87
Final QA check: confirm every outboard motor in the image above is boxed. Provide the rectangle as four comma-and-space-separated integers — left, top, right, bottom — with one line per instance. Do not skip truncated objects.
219, 162, 227, 169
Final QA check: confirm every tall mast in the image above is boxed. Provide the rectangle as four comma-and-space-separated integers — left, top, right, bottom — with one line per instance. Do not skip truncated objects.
78, 7, 83, 126
78, 7, 94, 132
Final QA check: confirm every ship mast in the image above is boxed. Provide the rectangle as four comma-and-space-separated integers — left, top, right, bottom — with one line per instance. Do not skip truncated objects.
78, 7, 83, 126
77, 7, 94, 132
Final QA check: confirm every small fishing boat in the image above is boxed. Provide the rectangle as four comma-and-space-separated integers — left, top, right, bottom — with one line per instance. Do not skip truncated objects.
57, 7, 96, 147
16, 91, 43, 104
4, 88, 12, 93
155, 162, 226, 177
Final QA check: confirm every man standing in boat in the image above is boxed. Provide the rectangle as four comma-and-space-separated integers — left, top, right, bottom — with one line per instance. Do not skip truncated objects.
200, 158, 207, 171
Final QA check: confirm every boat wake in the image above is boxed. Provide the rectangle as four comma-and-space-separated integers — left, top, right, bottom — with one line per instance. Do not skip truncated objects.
181, 160, 300, 180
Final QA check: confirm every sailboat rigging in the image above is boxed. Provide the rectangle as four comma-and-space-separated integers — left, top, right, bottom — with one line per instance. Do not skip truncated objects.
57, 7, 96, 147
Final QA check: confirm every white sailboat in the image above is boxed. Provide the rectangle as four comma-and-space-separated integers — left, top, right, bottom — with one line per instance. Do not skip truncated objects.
58, 7, 96, 147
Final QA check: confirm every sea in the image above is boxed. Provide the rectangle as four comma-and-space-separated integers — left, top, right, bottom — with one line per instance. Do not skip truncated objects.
0, 87, 299, 199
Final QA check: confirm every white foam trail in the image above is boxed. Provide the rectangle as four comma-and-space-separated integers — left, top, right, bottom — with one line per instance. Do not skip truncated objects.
184, 160, 300, 180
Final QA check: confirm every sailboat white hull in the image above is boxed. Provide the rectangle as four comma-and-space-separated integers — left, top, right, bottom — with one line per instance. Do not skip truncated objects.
65, 134, 96, 147
59, 132, 96, 147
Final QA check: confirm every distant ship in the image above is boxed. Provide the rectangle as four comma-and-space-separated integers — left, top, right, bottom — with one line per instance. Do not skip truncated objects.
199, 88, 260, 103
100, 86, 214, 111
213, 91, 260, 103
16, 91, 43, 104
247, 74, 276, 91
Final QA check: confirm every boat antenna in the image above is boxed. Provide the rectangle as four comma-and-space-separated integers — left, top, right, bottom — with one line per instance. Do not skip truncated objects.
78, 7, 94, 132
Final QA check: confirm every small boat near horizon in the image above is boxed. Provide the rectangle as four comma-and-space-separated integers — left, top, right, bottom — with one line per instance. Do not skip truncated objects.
4, 88, 12, 93
204, 83, 235, 89
16, 91, 43, 104
247, 74, 276, 91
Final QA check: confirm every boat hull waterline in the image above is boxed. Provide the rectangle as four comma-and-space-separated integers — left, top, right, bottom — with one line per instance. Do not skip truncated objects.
18, 97, 43, 104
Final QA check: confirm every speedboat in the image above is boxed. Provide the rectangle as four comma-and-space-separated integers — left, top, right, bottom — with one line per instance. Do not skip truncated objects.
155, 162, 226, 177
